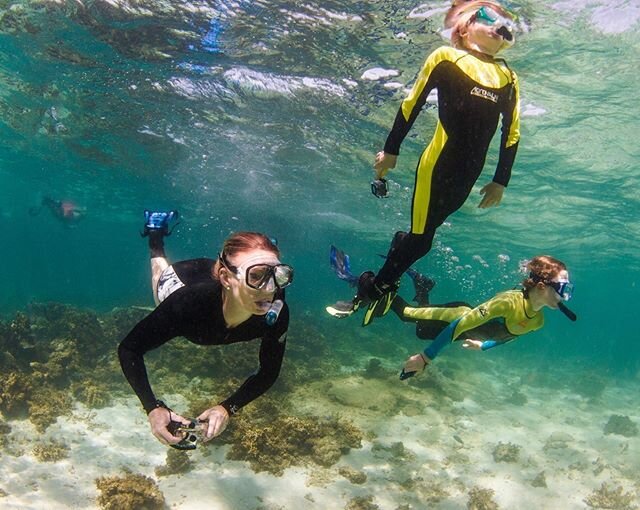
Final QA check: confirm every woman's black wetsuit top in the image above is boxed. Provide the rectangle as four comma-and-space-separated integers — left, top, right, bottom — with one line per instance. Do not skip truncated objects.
118, 258, 289, 416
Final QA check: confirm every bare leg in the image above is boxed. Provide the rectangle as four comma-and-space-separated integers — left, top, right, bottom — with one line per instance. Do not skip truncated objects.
148, 231, 169, 305
151, 257, 169, 305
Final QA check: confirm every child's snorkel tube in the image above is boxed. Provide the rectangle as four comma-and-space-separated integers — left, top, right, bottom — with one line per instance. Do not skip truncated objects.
558, 302, 577, 322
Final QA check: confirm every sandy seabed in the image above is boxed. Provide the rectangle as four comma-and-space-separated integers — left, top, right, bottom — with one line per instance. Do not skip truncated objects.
1, 360, 639, 510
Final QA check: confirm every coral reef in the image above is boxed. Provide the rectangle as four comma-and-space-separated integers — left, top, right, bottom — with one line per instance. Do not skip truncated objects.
584, 482, 637, 510
492, 442, 521, 463
0, 420, 11, 448
467, 486, 499, 510
27, 386, 73, 432
371, 441, 416, 464
225, 414, 363, 476
344, 495, 380, 510
95, 472, 165, 510
72, 381, 113, 409
338, 466, 367, 484
543, 431, 574, 452
32, 440, 69, 462
396, 475, 449, 504
155, 448, 193, 477
531, 471, 547, 488
604, 415, 638, 438
0, 302, 137, 432
363, 358, 388, 379
0, 371, 33, 417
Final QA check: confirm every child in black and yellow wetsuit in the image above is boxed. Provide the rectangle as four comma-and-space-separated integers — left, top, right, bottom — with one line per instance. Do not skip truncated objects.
331, 1, 522, 325
397, 255, 576, 379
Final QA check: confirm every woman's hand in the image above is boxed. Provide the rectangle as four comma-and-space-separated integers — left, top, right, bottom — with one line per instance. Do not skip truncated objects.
197, 405, 230, 442
147, 407, 191, 445
403, 352, 430, 376
373, 151, 397, 179
462, 339, 483, 350
478, 182, 505, 208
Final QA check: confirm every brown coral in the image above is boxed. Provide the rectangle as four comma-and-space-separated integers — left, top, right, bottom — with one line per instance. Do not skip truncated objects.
27, 386, 73, 432
338, 466, 367, 485
0, 371, 33, 417
492, 442, 521, 463
225, 414, 363, 476
604, 415, 639, 438
344, 495, 380, 510
32, 441, 69, 462
95, 473, 165, 510
468, 486, 499, 510
584, 482, 637, 510
155, 448, 193, 477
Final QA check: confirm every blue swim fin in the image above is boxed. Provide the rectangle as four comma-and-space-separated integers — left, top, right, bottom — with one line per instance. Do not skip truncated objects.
330, 245, 358, 287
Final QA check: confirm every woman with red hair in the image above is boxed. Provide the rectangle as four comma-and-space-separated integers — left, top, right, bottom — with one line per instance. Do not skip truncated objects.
118, 211, 294, 448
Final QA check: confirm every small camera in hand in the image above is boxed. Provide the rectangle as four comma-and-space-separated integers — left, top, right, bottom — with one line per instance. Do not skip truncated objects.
371, 178, 388, 198
167, 419, 206, 450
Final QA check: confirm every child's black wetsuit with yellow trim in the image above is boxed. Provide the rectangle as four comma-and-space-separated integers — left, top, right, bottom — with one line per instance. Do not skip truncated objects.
377, 46, 520, 286
392, 290, 541, 358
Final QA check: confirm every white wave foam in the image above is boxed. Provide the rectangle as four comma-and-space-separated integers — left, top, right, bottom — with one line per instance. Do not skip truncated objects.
361, 68, 400, 81
167, 76, 231, 99
383, 81, 405, 90
408, 2, 451, 20
552, 0, 640, 33
521, 103, 547, 117
591, 3, 640, 33
281, 5, 362, 27
223, 67, 345, 97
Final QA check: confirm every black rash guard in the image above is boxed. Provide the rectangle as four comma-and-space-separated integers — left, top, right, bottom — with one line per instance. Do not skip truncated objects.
118, 261, 288, 416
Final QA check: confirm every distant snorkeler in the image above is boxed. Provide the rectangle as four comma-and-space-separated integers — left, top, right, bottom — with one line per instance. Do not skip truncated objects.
329, 0, 521, 326
329, 247, 576, 380
118, 210, 293, 450
29, 196, 86, 225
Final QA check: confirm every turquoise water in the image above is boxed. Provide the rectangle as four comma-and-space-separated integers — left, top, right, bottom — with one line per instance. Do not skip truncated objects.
1, 1, 639, 505
3, 0, 638, 372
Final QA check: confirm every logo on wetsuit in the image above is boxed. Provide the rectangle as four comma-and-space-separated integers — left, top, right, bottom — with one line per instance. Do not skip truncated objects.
470, 86, 498, 103
479, 306, 488, 317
